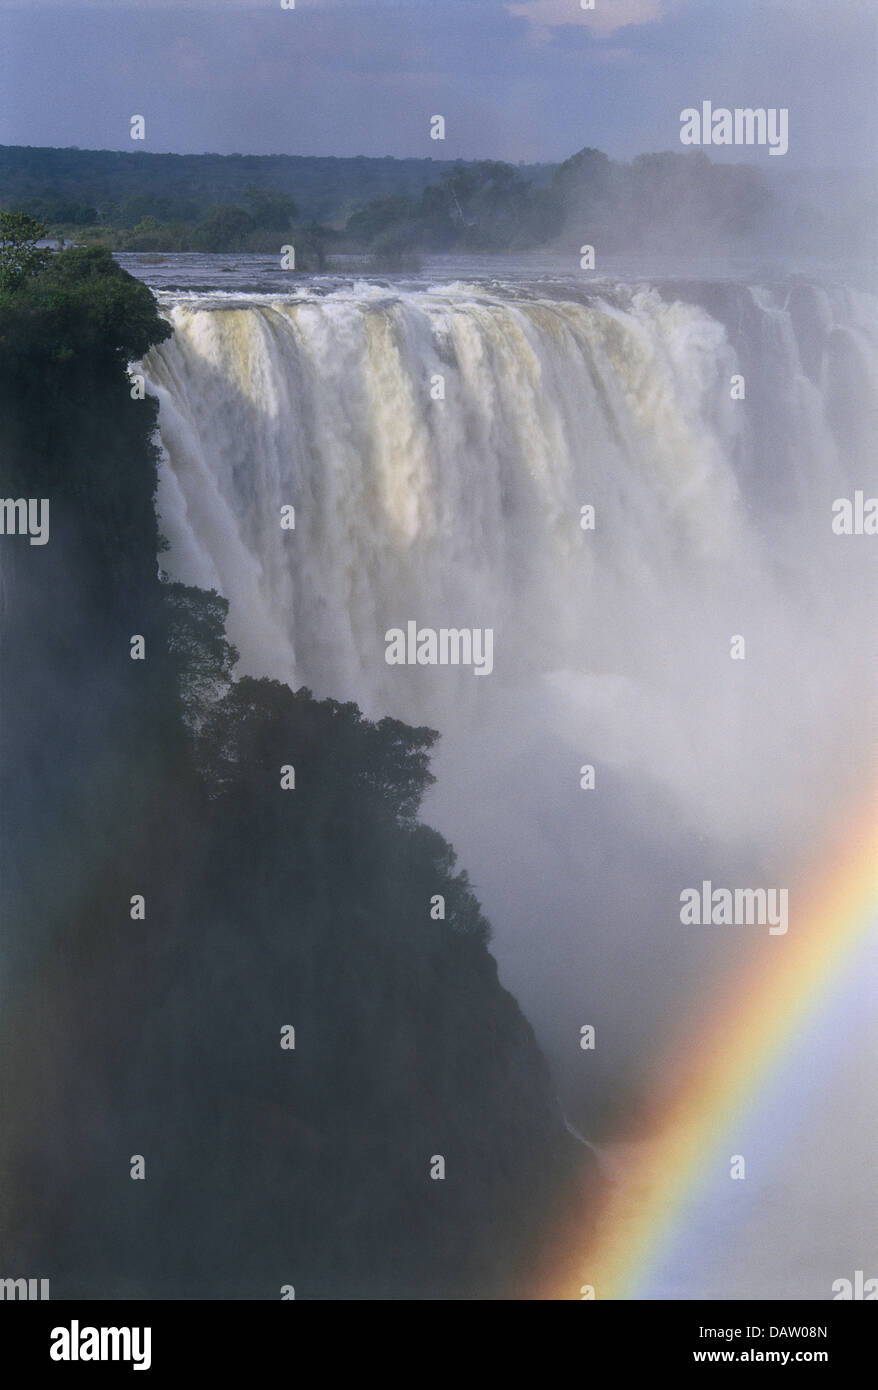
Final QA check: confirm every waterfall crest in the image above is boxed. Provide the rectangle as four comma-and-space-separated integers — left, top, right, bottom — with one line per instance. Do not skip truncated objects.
143, 277, 878, 1128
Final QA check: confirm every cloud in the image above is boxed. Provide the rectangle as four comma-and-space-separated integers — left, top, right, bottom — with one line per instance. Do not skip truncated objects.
506, 0, 670, 40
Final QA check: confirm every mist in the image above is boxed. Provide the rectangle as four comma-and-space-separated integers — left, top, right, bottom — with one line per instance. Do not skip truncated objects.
142, 271, 877, 1154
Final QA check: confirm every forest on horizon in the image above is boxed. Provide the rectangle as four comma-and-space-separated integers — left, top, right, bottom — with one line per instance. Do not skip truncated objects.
3, 140, 868, 268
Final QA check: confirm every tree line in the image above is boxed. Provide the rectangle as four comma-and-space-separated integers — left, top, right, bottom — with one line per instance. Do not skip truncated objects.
1, 141, 781, 267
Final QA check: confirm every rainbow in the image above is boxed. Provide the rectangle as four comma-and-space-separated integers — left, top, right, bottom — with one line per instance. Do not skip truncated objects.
551, 803, 878, 1300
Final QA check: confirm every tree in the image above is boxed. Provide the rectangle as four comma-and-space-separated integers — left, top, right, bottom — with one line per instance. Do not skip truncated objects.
244, 185, 299, 232
0, 244, 173, 370
191, 204, 253, 252
345, 194, 417, 243
164, 581, 239, 731
0, 211, 50, 291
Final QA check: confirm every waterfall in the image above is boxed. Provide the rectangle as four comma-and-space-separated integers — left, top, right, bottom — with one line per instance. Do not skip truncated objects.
142, 276, 878, 1130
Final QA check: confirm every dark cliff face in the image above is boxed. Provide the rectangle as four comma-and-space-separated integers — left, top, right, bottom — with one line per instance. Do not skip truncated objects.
0, 246, 591, 1300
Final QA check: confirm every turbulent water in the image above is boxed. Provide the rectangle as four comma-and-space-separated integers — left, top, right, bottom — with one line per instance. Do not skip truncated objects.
139, 264, 878, 1293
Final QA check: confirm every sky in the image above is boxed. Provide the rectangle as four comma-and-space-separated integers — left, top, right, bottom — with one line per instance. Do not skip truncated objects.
0, 0, 875, 169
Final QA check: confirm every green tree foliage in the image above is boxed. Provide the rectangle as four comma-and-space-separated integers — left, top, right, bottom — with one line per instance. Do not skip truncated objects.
346, 193, 418, 243
0, 243, 172, 369
0, 140, 776, 262
345, 161, 561, 257
244, 184, 299, 232
0, 210, 50, 290
189, 203, 254, 252
0, 143, 487, 225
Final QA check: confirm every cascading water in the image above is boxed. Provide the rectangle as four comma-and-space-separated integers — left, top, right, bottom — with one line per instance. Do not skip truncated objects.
141, 276, 877, 1156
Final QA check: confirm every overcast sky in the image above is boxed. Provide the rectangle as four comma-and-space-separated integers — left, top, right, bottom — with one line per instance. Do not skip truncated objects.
1, 0, 875, 168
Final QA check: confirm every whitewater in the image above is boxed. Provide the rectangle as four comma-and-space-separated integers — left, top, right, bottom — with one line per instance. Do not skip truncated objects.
138, 265, 878, 1296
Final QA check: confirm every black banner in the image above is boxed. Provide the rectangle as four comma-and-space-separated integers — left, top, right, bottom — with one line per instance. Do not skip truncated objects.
1, 1299, 872, 1375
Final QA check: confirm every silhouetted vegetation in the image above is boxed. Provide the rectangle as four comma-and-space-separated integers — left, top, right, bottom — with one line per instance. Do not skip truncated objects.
0, 238, 589, 1298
